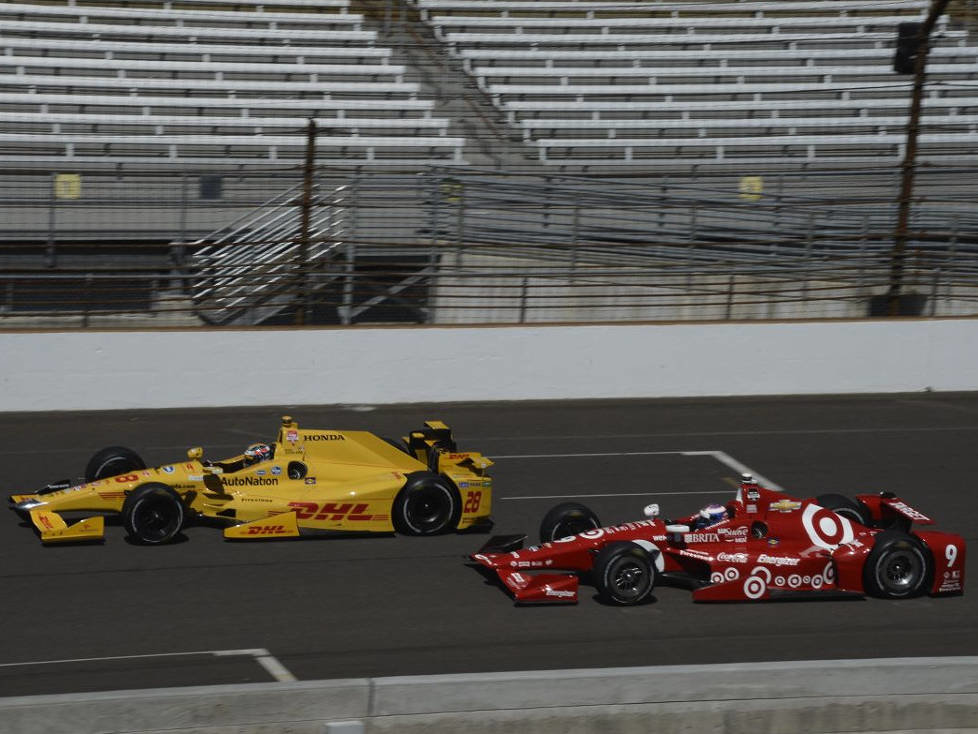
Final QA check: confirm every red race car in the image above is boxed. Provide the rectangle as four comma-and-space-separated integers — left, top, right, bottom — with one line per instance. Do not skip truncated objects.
471, 475, 965, 605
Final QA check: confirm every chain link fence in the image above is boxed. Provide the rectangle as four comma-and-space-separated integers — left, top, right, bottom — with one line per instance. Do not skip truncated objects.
0, 166, 975, 327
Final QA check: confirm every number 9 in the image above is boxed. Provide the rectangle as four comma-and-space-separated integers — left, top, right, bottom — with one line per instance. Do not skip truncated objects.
946, 544, 958, 568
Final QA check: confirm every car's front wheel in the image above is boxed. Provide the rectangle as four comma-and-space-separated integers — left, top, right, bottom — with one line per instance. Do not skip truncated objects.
392, 472, 461, 536
863, 530, 931, 599
122, 483, 185, 545
593, 542, 656, 605
539, 502, 601, 544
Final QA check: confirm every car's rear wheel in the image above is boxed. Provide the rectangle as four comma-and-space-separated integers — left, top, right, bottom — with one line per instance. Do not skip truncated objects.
593, 542, 656, 605
815, 493, 872, 527
539, 502, 601, 544
85, 446, 146, 482
392, 472, 461, 536
863, 530, 931, 599
122, 483, 185, 545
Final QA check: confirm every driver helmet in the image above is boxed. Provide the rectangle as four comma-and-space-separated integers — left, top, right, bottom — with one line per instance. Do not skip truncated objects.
243, 443, 272, 465
696, 503, 727, 528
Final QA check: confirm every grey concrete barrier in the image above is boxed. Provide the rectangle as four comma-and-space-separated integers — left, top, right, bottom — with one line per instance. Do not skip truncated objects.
2, 657, 978, 734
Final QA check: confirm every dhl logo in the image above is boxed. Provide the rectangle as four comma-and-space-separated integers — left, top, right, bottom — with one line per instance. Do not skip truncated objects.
244, 525, 290, 535
288, 501, 372, 521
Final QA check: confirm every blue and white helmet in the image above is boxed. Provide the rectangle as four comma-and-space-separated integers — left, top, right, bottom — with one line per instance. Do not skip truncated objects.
698, 503, 727, 528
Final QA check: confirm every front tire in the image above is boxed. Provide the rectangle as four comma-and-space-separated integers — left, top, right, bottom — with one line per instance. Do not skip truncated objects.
85, 446, 146, 482
863, 531, 931, 599
539, 502, 601, 544
122, 483, 185, 545
593, 542, 656, 605
392, 472, 461, 536
816, 493, 872, 527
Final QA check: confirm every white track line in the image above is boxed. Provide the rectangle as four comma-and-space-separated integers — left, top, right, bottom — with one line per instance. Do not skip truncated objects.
493, 450, 690, 459
255, 653, 297, 682
504, 490, 721, 500
495, 448, 785, 497
0, 648, 297, 682
682, 450, 786, 492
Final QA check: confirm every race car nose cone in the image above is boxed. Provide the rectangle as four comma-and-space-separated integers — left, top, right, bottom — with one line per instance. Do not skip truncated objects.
14, 499, 46, 512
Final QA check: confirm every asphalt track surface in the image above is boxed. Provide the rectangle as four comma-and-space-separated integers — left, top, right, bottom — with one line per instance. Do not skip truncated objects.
2, 393, 977, 698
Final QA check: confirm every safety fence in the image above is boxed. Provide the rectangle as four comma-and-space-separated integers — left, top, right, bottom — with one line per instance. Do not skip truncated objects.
0, 167, 976, 326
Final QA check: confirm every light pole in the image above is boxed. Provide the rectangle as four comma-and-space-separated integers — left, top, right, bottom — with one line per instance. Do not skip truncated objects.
887, 0, 951, 315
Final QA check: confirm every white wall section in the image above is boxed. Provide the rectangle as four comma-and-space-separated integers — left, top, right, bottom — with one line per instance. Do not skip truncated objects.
1, 318, 976, 411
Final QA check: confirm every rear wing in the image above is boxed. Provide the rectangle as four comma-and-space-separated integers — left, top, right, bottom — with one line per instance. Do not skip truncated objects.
404, 420, 493, 475
856, 491, 935, 527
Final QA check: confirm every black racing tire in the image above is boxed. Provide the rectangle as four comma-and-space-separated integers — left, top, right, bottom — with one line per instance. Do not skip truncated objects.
85, 445, 146, 482
593, 542, 656, 606
863, 530, 932, 599
538, 502, 601, 544
122, 483, 185, 545
392, 472, 461, 536
816, 493, 872, 527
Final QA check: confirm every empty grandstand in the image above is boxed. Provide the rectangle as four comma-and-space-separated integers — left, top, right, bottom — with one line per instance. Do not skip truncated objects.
0, 0, 976, 327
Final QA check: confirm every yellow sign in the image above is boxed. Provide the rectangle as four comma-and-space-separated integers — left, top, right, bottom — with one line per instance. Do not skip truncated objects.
54, 173, 81, 200
440, 178, 463, 204
738, 175, 763, 202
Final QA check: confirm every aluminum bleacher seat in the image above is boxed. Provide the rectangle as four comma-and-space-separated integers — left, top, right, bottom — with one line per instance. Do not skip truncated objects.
0, 37, 394, 64
0, 2, 364, 30
409, 0, 978, 167
0, 132, 465, 165
0, 92, 438, 118
0, 0, 465, 167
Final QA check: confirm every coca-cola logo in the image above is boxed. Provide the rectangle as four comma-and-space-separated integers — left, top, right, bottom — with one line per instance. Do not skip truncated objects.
717, 552, 749, 564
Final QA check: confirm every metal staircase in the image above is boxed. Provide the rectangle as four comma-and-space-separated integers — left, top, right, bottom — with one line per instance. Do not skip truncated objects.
185, 182, 348, 326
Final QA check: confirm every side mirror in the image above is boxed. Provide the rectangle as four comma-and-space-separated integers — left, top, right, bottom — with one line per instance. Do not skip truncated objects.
187, 447, 204, 461
643, 503, 660, 519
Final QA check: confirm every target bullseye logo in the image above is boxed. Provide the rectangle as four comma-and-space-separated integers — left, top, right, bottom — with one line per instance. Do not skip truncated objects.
802, 504, 854, 549
743, 567, 770, 600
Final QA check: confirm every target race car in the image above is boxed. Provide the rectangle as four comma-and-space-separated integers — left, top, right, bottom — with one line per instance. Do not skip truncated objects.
9, 416, 492, 545
471, 474, 964, 605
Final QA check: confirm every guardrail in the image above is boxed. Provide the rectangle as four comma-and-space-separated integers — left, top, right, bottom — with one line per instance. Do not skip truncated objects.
2, 657, 976, 734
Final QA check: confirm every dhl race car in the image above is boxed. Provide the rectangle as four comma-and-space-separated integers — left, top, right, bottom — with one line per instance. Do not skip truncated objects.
471, 474, 964, 605
9, 416, 492, 545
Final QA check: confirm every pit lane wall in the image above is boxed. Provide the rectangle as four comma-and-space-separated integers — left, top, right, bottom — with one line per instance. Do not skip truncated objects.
1, 318, 977, 411
2, 658, 977, 734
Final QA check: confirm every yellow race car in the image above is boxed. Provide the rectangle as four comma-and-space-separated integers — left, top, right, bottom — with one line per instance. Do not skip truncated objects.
9, 416, 492, 545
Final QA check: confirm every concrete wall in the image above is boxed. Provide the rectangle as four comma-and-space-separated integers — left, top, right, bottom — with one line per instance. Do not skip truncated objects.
1, 318, 977, 411
2, 658, 977, 734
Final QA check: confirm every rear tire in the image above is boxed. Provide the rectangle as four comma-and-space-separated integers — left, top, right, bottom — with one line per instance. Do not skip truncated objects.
392, 472, 461, 536
539, 502, 600, 544
122, 483, 185, 545
863, 530, 931, 599
85, 446, 146, 482
816, 493, 872, 527
593, 542, 656, 605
